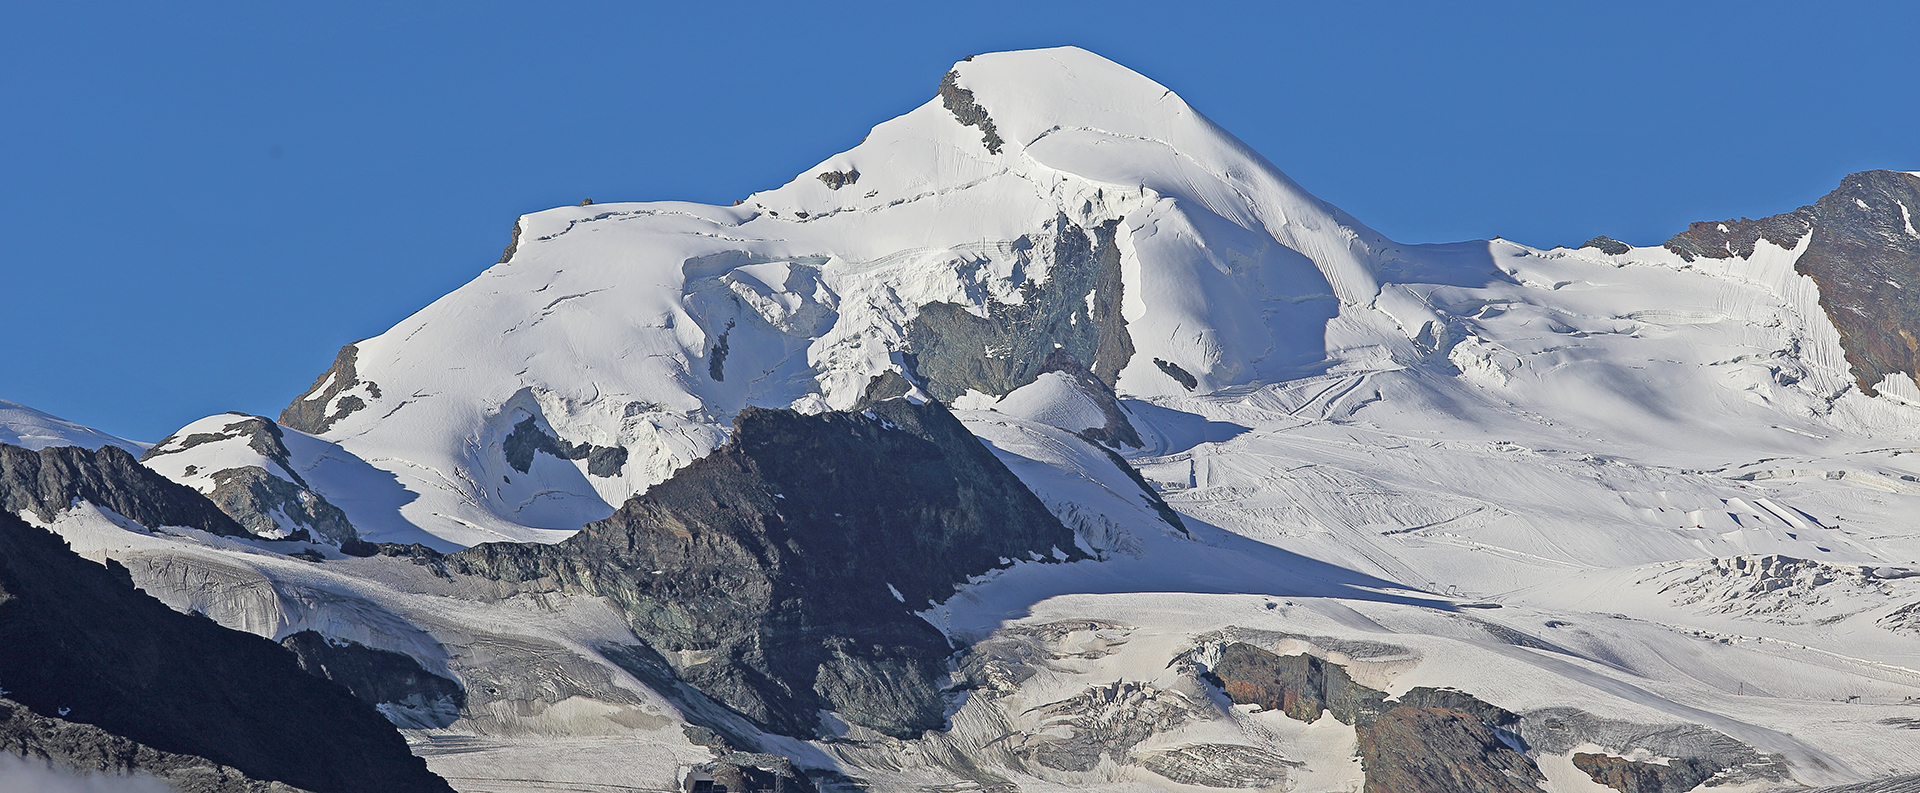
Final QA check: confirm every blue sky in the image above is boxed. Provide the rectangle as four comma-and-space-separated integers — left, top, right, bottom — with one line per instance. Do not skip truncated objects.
5, 1, 1915, 441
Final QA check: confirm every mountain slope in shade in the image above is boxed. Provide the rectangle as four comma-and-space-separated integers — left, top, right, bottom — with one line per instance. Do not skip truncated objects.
0, 509, 454, 793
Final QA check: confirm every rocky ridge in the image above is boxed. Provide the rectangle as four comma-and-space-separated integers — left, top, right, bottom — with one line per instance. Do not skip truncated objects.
0, 442, 250, 538
907, 215, 1135, 403
1663, 170, 1920, 394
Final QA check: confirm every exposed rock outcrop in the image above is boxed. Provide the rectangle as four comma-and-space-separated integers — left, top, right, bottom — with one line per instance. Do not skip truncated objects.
908, 215, 1133, 402
816, 169, 859, 190
1581, 236, 1633, 255
0, 509, 453, 793
280, 344, 379, 434
141, 415, 358, 543
498, 218, 523, 263
408, 398, 1081, 739
937, 69, 1003, 155
501, 416, 628, 478
1205, 642, 1542, 793
1207, 642, 1385, 724
1153, 358, 1198, 391
1664, 209, 1815, 262
1572, 751, 1719, 793
1356, 705, 1543, 793
0, 442, 250, 537
1663, 170, 1920, 395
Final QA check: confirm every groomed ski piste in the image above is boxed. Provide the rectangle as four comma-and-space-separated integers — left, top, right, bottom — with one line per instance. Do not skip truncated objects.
9, 47, 1920, 791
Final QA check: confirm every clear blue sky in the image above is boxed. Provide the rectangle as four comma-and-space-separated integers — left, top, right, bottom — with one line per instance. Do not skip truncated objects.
5, 1, 1915, 441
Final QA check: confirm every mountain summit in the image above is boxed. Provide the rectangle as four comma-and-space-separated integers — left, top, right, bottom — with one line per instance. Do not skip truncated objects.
279, 47, 1407, 546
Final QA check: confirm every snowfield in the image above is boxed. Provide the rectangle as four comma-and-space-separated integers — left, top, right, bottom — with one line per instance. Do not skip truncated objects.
7, 46, 1920, 791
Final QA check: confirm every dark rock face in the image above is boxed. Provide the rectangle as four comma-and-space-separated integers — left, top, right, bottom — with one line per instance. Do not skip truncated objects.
499, 218, 523, 263
0, 510, 453, 793
1573, 751, 1718, 793
142, 416, 358, 543
1791, 171, 1920, 394
1206, 642, 1541, 793
937, 70, 1003, 155
816, 169, 860, 190
909, 215, 1134, 402
280, 344, 379, 435
1153, 358, 1198, 391
1661, 170, 1920, 395
1206, 643, 1384, 724
0, 442, 251, 537
1664, 209, 1815, 262
1581, 236, 1633, 255
0, 698, 301, 793
437, 399, 1081, 739
501, 416, 628, 478
709, 320, 734, 382
204, 468, 355, 542
1357, 706, 1544, 793
280, 631, 464, 729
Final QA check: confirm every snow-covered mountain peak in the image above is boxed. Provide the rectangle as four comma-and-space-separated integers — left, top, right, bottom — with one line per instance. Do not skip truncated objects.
748, 46, 1389, 306
270, 47, 1418, 546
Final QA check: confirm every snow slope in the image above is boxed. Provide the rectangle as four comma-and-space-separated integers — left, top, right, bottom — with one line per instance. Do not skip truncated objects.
0, 398, 147, 453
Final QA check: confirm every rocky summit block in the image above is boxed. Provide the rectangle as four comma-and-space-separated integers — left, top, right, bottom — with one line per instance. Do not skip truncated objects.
437, 396, 1084, 739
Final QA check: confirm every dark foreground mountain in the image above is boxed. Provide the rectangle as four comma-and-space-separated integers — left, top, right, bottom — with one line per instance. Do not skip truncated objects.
0, 509, 453, 793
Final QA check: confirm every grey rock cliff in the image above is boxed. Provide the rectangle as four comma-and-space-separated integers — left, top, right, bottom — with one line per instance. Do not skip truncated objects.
1206, 642, 1541, 793
0, 442, 251, 537
908, 215, 1134, 402
280, 344, 379, 435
